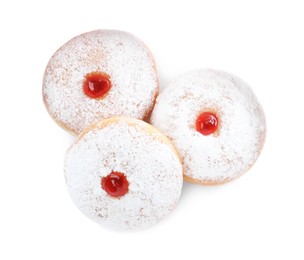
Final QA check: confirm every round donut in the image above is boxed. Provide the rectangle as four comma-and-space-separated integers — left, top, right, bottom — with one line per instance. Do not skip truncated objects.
43, 30, 159, 135
64, 117, 183, 230
151, 69, 266, 185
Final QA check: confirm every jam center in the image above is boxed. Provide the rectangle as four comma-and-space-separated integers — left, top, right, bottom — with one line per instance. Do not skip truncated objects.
196, 112, 218, 135
83, 72, 111, 99
101, 172, 129, 198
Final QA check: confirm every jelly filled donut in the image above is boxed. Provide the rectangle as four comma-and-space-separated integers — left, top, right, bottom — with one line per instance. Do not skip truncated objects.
43, 30, 159, 135
64, 117, 183, 230
151, 69, 266, 185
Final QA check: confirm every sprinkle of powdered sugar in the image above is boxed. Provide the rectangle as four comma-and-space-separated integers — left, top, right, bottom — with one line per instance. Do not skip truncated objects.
151, 69, 266, 184
64, 117, 183, 230
43, 30, 159, 135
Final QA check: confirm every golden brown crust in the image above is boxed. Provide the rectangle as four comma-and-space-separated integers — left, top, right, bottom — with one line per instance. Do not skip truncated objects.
142, 42, 160, 123
141, 49, 159, 123
42, 91, 77, 136
143, 86, 159, 123
183, 174, 235, 186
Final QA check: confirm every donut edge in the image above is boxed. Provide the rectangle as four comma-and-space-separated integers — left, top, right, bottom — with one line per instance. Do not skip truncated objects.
69, 116, 183, 170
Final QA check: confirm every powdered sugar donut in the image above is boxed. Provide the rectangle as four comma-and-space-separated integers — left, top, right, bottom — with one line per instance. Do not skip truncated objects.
151, 69, 266, 185
43, 30, 159, 135
65, 117, 183, 230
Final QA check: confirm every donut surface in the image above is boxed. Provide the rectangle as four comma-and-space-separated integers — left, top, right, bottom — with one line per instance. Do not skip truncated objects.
43, 30, 159, 135
151, 69, 266, 185
65, 117, 183, 230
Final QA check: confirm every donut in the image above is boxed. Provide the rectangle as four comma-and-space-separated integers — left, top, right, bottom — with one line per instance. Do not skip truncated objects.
43, 30, 159, 135
151, 69, 266, 185
64, 117, 183, 230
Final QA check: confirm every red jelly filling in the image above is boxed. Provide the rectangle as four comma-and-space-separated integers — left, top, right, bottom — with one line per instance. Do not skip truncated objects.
101, 172, 129, 198
196, 112, 218, 136
83, 72, 111, 99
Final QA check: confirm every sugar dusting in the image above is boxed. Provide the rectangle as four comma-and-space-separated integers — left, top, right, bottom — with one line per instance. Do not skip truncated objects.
151, 69, 266, 184
64, 118, 183, 230
43, 30, 158, 135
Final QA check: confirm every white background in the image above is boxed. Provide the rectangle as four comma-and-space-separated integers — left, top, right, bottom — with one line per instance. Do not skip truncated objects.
0, 0, 303, 259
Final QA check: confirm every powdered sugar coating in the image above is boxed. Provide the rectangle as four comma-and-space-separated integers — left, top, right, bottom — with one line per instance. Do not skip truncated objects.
151, 69, 266, 184
43, 30, 159, 135
65, 117, 183, 230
